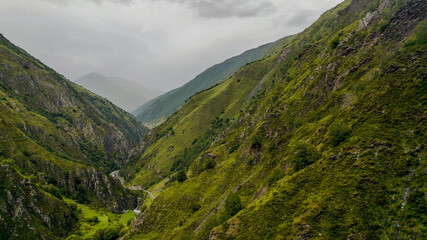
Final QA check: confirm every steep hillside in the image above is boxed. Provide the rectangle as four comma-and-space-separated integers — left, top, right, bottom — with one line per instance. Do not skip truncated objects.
133, 40, 279, 127
121, 54, 275, 187
0, 34, 148, 239
75, 73, 162, 112
123, 0, 427, 239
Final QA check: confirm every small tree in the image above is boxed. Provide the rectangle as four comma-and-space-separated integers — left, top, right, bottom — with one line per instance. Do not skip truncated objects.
176, 170, 187, 183
250, 137, 262, 150
290, 142, 321, 171
224, 192, 243, 218
205, 159, 216, 170
267, 168, 285, 186
330, 37, 340, 49
329, 121, 352, 146
189, 203, 201, 212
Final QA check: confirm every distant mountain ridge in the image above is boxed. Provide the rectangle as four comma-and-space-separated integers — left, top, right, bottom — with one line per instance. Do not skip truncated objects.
133, 39, 282, 127
75, 72, 162, 112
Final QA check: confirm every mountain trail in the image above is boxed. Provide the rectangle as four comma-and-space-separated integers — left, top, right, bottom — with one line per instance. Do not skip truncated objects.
192, 172, 257, 235
396, 169, 415, 239
246, 65, 277, 102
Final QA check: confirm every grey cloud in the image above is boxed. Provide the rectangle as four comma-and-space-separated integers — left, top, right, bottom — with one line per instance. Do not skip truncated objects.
273, 9, 322, 31
285, 10, 319, 27
43, 0, 276, 18
41, 0, 134, 6
156, 0, 276, 18
188, 0, 276, 18
90, 0, 134, 4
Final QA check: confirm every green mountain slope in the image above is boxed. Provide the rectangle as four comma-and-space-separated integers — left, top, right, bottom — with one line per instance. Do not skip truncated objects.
133, 40, 279, 127
123, 0, 427, 239
75, 73, 163, 112
121, 53, 275, 187
0, 34, 148, 239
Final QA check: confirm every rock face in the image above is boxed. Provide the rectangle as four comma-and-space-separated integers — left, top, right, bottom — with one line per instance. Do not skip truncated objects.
379, 0, 395, 13
0, 164, 77, 240
0, 34, 147, 238
0, 35, 147, 170
381, 0, 427, 41
73, 167, 137, 212
358, 10, 380, 30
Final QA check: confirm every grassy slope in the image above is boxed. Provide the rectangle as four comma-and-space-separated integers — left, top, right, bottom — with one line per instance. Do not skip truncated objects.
125, 0, 426, 239
122, 56, 275, 186
64, 198, 135, 239
134, 41, 279, 127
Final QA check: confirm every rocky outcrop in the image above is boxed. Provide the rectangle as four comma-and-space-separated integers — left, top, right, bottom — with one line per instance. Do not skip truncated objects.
379, 0, 396, 13
358, 10, 380, 30
23, 156, 137, 213
73, 167, 137, 213
380, 0, 427, 41
0, 164, 77, 240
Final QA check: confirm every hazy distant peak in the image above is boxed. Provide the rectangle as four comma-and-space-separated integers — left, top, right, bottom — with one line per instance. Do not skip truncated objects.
75, 72, 163, 112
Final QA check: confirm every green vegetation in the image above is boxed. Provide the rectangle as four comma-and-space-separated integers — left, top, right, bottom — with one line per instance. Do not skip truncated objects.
405, 19, 427, 46
289, 142, 321, 171
224, 192, 243, 219
2, 0, 427, 239
176, 170, 188, 183
133, 40, 280, 127
0, 33, 145, 239
64, 198, 135, 240
267, 168, 285, 186
328, 120, 352, 146
124, 0, 427, 239
121, 55, 273, 186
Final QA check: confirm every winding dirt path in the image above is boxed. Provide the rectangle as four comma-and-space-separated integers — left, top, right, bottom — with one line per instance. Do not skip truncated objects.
192, 172, 256, 236
110, 170, 156, 199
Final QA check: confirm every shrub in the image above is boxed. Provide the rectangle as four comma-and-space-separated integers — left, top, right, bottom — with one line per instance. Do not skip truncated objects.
205, 159, 216, 170
229, 143, 240, 154
224, 192, 243, 218
92, 225, 123, 240
250, 137, 262, 150
88, 216, 99, 224
43, 185, 63, 200
330, 37, 340, 49
329, 121, 352, 146
290, 142, 321, 171
267, 168, 285, 186
22, 150, 31, 157
189, 203, 201, 212
176, 170, 187, 183
68, 203, 80, 214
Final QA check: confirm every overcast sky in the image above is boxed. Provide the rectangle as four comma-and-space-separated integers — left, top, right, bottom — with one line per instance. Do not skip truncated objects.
0, 0, 342, 91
